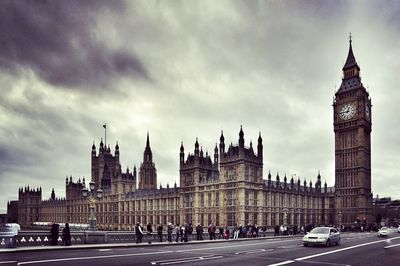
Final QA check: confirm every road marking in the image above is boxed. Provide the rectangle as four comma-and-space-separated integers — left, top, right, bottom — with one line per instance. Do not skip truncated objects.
176, 238, 297, 252
151, 255, 223, 265
268, 260, 295, 266
234, 248, 270, 254
384, 243, 400, 249
0, 261, 18, 264
268, 236, 400, 266
17, 251, 174, 265
97, 249, 111, 251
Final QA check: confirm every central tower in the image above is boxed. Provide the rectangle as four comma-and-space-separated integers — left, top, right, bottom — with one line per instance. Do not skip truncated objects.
333, 37, 372, 225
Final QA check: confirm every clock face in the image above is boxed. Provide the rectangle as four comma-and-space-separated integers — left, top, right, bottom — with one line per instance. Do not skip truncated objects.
338, 103, 357, 120
365, 105, 370, 120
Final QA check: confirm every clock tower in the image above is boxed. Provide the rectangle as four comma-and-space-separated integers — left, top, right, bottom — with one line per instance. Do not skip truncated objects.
333, 37, 372, 226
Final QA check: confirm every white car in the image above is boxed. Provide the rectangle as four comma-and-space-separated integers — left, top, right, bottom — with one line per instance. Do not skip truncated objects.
303, 227, 340, 247
377, 227, 389, 237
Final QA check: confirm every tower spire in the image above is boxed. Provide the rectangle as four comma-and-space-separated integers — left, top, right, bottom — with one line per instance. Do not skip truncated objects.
146, 132, 150, 148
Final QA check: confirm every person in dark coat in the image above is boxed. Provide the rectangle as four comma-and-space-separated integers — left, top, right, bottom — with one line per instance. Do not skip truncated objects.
62, 223, 71, 246
50, 223, 59, 246
187, 223, 193, 242
147, 223, 153, 244
196, 223, 202, 240
135, 222, 143, 244
157, 224, 163, 242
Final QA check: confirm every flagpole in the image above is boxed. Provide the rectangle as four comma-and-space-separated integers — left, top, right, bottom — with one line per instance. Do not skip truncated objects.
103, 123, 107, 147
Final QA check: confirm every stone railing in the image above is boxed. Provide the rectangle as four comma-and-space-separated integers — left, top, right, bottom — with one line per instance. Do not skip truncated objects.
1, 229, 277, 248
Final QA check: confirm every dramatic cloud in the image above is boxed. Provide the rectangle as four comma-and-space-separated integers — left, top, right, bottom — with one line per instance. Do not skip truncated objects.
0, 0, 149, 89
1, 0, 400, 213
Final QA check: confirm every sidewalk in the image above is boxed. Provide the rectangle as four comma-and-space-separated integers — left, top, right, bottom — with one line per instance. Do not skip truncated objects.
0, 234, 303, 253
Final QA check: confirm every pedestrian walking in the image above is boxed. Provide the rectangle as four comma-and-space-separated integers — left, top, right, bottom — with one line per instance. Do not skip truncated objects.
167, 222, 173, 242
157, 224, 163, 242
219, 226, 224, 239
233, 224, 239, 240
175, 224, 180, 242
135, 222, 143, 244
224, 226, 230, 240
196, 223, 202, 240
147, 223, 153, 244
180, 224, 186, 242
62, 223, 71, 246
187, 223, 193, 242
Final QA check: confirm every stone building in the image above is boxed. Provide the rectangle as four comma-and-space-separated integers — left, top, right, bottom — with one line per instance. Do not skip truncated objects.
12, 38, 372, 230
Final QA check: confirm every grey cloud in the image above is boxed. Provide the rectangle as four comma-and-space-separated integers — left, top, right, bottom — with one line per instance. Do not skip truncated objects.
0, 0, 149, 89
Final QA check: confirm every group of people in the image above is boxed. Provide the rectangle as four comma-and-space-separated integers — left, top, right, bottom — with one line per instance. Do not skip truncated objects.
133, 222, 274, 243
50, 223, 71, 246
134, 222, 168, 244
50, 222, 315, 246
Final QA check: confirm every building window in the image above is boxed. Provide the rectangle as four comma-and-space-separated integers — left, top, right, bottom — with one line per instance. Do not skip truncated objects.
227, 190, 234, 206
216, 192, 220, 207
208, 192, 212, 207
227, 213, 235, 226
184, 193, 193, 208
228, 166, 236, 181
200, 194, 205, 208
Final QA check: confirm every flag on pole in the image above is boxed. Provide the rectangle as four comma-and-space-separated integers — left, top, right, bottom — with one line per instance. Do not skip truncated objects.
103, 124, 106, 129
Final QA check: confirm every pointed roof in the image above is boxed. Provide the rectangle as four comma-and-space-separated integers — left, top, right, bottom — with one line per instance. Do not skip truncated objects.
342, 36, 358, 70
146, 132, 150, 148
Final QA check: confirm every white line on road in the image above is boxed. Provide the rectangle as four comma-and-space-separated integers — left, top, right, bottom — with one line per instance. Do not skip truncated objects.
234, 248, 268, 254
176, 239, 297, 252
0, 261, 18, 264
268, 260, 295, 266
384, 243, 400, 249
151, 255, 223, 265
17, 251, 174, 265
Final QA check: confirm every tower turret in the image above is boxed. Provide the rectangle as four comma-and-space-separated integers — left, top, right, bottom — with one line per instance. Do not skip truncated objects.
219, 131, 225, 156
180, 141, 185, 165
92, 141, 96, 156
194, 138, 199, 156
342, 34, 360, 80
238, 125, 244, 149
257, 132, 263, 158
115, 141, 119, 158
214, 143, 218, 164
143, 132, 153, 163
99, 138, 104, 153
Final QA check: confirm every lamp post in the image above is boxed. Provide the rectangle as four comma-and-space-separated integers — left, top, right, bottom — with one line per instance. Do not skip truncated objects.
82, 181, 103, 231
282, 208, 289, 226
338, 211, 342, 230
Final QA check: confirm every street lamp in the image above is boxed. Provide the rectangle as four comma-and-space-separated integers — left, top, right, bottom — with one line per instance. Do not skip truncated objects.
82, 181, 103, 231
282, 208, 289, 225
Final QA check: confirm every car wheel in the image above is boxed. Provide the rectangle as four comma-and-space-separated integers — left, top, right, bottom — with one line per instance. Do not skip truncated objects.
337, 238, 340, 245
326, 239, 330, 247
303, 243, 308, 247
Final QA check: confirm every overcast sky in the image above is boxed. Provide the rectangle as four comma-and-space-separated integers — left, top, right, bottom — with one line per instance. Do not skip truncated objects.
1, 0, 399, 213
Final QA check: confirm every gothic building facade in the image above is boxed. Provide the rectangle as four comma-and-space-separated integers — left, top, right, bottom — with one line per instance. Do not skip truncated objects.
13, 39, 372, 230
